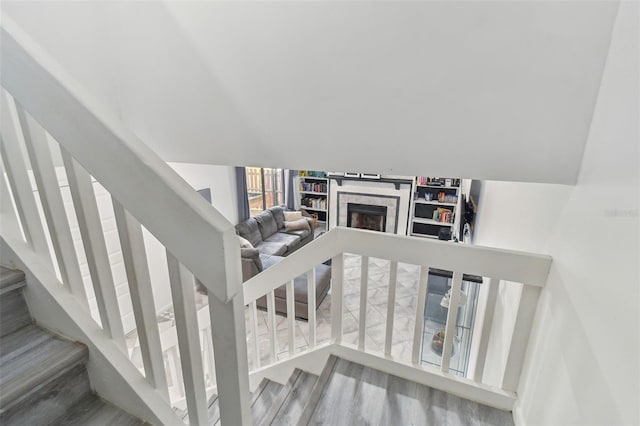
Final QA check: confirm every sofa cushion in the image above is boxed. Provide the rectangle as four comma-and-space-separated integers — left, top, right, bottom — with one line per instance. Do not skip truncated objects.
235, 217, 262, 247
238, 236, 253, 248
255, 241, 287, 256
255, 210, 278, 240
283, 211, 303, 221
281, 228, 311, 241
270, 206, 286, 229
284, 218, 310, 232
259, 254, 282, 270
264, 232, 300, 253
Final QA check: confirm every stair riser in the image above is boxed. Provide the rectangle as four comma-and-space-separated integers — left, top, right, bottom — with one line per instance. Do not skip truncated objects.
0, 288, 31, 338
0, 362, 92, 426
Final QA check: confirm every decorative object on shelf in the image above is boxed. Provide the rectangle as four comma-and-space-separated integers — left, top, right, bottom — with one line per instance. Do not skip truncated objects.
344, 172, 361, 178
430, 330, 454, 356
439, 288, 468, 309
361, 173, 381, 179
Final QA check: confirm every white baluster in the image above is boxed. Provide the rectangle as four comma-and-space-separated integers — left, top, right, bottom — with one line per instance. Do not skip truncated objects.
17, 105, 87, 303
331, 253, 344, 344
441, 271, 463, 373
502, 284, 541, 392
267, 291, 278, 362
384, 261, 398, 356
250, 301, 260, 368
208, 293, 252, 426
61, 147, 125, 351
204, 328, 216, 387
473, 277, 499, 383
307, 268, 317, 349
112, 200, 170, 402
167, 346, 185, 398
358, 256, 369, 350
166, 252, 208, 426
286, 279, 296, 356
412, 265, 430, 364
0, 152, 24, 241
0, 93, 50, 258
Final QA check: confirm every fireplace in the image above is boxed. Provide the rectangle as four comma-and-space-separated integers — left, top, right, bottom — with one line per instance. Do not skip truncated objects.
347, 203, 388, 232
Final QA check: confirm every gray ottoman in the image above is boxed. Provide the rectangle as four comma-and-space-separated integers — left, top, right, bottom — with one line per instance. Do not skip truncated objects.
255, 262, 331, 320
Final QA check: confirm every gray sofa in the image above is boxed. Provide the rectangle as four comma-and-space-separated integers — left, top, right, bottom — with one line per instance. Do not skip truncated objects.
234, 206, 330, 320
235, 206, 314, 256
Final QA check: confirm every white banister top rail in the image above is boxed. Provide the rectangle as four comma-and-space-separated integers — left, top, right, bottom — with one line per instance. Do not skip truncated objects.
337, 228, 552, 287
0, 16, 240, 302
244, 227, 552, 303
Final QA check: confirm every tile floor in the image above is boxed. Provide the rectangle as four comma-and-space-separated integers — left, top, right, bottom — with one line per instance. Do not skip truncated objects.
125, 252, 462, 395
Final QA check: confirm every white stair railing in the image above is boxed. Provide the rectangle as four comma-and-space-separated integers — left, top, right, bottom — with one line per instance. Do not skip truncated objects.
242, 227, 551, 410
0, 16, 250, 425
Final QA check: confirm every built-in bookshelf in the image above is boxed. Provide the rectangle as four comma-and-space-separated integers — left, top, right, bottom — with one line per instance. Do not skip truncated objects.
298, 171, 329, 223
410, 177, 461, 239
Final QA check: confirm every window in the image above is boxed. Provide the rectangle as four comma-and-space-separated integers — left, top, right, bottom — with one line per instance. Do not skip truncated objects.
245, 167, 284, 216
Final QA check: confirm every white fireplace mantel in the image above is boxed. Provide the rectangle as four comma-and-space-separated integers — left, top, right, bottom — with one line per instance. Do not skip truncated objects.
328, 176, 413, 235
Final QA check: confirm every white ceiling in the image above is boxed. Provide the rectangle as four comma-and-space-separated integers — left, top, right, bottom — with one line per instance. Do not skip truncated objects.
1, 1, 619, 184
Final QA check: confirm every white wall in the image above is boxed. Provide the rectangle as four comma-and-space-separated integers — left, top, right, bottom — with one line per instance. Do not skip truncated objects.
1, 1, 619, 184
473, 4, 639, 424
168, 162, 239, 225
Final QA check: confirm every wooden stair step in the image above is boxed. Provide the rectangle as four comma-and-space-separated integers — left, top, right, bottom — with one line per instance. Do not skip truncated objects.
0, 287, 31, 338
56, 395, 145, 426
0, 327, 88, 409
297, 355, 338, 426
269, 370, 318, 426
0, 267, 25, 294
249, 379, 284, 426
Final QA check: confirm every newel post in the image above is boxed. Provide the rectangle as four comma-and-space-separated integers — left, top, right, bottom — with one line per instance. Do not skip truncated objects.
208, 231, 252, 426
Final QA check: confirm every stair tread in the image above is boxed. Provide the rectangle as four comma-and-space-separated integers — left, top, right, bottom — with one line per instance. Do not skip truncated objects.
57, 395, 144, 425
0, 325, 88, 407
297, 355, 338, 426
270, 370, 318, 426
0, 267, 25, 291
183, 379, 271, 425
305, 357, 514, 426
250, 379, 284, 425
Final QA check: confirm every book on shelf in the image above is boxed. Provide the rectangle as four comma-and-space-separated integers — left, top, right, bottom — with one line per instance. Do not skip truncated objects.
432, 208, 454, 224
417, 176, 461, 187
299, 182, 327, 192
301, 196, 327, 210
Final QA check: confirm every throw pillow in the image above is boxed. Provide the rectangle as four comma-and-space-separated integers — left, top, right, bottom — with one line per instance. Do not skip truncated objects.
284, 218, 310, 232
283, 210, 303, 221
238, 236, 253, 248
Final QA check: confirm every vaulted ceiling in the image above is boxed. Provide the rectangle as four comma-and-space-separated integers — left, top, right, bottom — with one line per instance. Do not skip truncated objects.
1, 1, 619, 184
